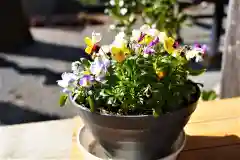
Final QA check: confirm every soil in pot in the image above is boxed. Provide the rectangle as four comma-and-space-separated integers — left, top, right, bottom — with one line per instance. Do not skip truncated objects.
70, 83, 200, 160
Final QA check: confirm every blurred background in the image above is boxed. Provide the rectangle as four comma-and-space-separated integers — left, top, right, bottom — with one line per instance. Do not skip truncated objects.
0, 0, 228, 125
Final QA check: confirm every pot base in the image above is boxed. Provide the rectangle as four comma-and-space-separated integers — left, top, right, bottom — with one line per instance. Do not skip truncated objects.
77, 125, 186, 160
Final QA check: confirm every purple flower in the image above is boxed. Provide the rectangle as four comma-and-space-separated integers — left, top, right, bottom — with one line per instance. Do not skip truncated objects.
57, 72, 77, 88
193, 43, 208, 55
138, 32, 146, 42
144, 47, 155, 54
79, 75, 95, 88
201, 44, 208, 53
143, 37, 159, 55
148, 37, 159, 47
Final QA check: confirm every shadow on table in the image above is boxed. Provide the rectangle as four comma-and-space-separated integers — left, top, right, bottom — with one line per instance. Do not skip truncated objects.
179, 134, 240, 159
0, 41, 91, 86
20, 40, 90, 62
0, 56, 62, 86
0, 101, 60, 125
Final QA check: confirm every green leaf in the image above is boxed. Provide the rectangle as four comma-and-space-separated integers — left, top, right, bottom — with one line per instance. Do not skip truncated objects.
59, 94, 68, 107
87, 96, 95, 112
80, 58, 90, 68
201, 90, 218, 101
153, 108, 162, 118
188, 68, 206, 76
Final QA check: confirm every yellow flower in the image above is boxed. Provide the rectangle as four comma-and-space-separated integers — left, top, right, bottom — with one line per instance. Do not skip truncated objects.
111, 47, 126, 62
139, 34, 154, 45
163, 37, 175, 54
83, 71, 91, 75
156, 71, 165, 80
84, 31, 101, 54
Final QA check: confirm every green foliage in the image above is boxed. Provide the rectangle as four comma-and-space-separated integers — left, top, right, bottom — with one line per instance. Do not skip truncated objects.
59, 93, 68, 107
73, 52, 201, 115
58, 26, 205, 116
201, 90, 218, 101
105, 0, 188, 37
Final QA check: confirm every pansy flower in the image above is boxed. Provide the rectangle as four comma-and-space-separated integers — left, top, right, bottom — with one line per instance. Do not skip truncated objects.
163, 36, 175, 54
156, 71, 165, 80
193, 43, 208, 55
79, 75, 95, 88
84, 31, 102, 54
90, 56, 110, 82
111, 47, 126, 62
185, 48, 204, 62
57, 72, 78, 93
143, 37, 160, 55
71, 61, 84, 75
110, 33, 130, 62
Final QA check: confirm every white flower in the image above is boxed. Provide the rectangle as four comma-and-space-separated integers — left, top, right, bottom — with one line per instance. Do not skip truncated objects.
109, 0, 115, 6
158, 32, 167, 43
140, 24, 151, 33
92, 31, 102, 43
119, 0, 124, 7
185, 50, 196, 60
71, 61, 84, 75
99, 45, 110, 55
131, 29, 141, 41
57, 72, 77, 88
186, 49, 204, 62
195, 54, 203, 62
146, 28, 160, 37
112, 32, 127, 48
120, 8, 128, 15
115, 31, 126, 40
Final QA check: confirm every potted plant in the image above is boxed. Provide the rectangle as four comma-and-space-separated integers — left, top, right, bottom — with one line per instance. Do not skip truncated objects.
57, 24, 206, 160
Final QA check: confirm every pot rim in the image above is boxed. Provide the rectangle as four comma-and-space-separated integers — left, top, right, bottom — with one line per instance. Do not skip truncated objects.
69, 89, 199, 118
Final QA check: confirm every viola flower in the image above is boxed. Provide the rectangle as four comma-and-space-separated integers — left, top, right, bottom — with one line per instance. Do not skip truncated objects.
158, 32, 167, 43
90, 56, 110, 82
131, 29, 142, 42
96, 45, 111, 66
138, 25, 153, 45
194, 43, 208, 56
71, 61, 84, 75
149, 37, 160, 47
111, 47, 126, 62
57, 72, 77, 88
79, 75, 95, 88
156, 71, 165, 80
185, 48, 204, 62
163, 37, 175, 54
84, 31, 102, 54
146, 28, 160, 37
143, 47, 155, 54
143, 37, 160, 55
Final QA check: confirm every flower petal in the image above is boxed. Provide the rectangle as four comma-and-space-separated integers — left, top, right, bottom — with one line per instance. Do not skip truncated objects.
164, 37, 175, 54
57, 80, 69, 88
85, 46, 93, 54
131, 29, 141, 41
92, 31, 102, 43
140, 24, 151, 33
111, 47, 121, 55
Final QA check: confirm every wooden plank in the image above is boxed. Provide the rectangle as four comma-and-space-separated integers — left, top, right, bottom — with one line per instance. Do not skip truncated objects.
179, 144, 240, 160
184, 117, 240, 150
221, 0, 240, 98
189, 97, 240, 123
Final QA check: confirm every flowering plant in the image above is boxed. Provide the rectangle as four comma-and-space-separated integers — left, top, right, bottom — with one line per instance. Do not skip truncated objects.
57, 25, 206, 116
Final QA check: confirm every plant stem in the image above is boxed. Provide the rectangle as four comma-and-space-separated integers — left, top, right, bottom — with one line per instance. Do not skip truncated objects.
87, 96, 95, 112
